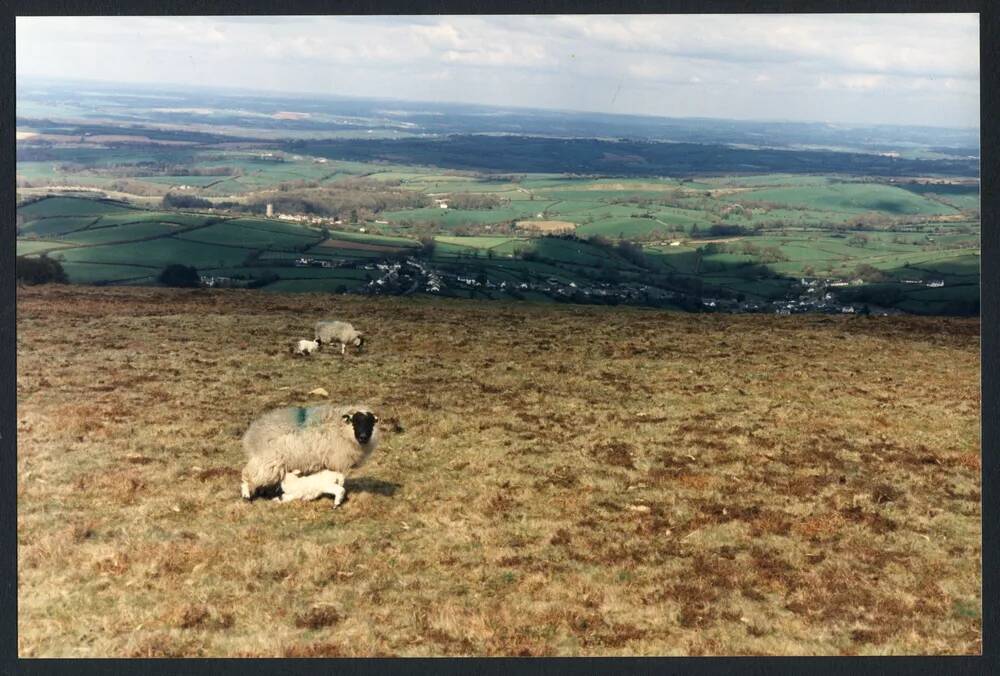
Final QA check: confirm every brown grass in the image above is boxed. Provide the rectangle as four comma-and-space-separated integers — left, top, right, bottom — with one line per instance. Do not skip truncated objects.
16, 285, 980, 656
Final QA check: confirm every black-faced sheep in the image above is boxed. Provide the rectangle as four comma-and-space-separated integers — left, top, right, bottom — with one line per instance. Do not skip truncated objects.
240, 404, 380, 501
315, 320, 365, 355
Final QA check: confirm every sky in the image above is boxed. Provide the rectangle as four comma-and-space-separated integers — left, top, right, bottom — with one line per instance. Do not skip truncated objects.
16, 14, 980, 128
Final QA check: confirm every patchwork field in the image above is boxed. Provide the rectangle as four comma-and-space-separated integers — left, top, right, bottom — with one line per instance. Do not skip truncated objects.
16, 285, 981, 657
15, 191, 980, 315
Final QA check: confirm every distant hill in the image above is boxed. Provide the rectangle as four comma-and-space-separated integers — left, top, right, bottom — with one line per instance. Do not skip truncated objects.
294, 135, 979, 178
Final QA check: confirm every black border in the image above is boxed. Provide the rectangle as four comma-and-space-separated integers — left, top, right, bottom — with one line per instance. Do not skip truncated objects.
2, 1, 995, 674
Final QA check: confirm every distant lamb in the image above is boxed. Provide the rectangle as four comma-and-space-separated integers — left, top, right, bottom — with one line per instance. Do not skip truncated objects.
291, 338, 321, 357
240, 403, 380, 500
276, 469, 346, 506
315, 320, 365, 355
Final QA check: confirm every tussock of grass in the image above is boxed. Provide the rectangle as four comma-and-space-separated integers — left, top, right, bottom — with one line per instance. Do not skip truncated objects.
17, 285, 980, 656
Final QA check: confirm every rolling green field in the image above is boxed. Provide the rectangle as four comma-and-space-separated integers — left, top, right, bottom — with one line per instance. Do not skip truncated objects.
729, 183, 958, 216
20, 215, 100, 238
16, 158, 980, 316
18, 196, 140, 218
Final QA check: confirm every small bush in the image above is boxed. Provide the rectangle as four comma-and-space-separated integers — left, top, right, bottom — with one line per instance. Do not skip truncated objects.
157, 264, 201, 288
162, 193, 213, 210
707, 223, 751, 237
417, 236, 436, 258
16, 255, 68, 285
854, 264, 887, 283
615, 239, 650, 269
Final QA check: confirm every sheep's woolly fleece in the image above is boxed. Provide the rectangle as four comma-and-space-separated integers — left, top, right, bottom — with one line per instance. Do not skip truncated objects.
240, 403, 379, 499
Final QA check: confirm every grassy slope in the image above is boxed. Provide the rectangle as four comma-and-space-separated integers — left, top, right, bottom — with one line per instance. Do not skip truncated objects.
16, 286, 981, 657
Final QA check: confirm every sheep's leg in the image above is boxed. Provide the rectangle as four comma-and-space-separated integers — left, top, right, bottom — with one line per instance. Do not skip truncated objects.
329, 483, 346, 507
340, 343, 346, 356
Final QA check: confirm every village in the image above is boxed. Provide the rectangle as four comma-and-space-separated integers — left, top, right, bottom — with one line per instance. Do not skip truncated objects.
213, 250, 943, 317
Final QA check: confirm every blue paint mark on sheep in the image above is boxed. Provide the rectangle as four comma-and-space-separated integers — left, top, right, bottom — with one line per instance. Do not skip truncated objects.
296, 406, 309, 428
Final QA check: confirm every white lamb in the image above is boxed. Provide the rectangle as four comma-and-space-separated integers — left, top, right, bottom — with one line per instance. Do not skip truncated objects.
291, 339, 321, 356
240, 403, 380, 501
276, 469, 346, 506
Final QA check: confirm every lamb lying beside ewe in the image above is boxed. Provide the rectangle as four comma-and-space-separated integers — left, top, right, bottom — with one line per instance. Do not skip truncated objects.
315, 320, 365, 355
276, 469, 346, 506
240, 403, 380, 504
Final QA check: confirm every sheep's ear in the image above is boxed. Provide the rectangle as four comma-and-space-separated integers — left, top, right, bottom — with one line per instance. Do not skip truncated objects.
342, 413, 353, 423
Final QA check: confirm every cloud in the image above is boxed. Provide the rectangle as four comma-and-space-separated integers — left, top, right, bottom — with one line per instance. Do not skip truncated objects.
549, 14, 978, 80
821, 74, 887, 91
15, 14, 979, 128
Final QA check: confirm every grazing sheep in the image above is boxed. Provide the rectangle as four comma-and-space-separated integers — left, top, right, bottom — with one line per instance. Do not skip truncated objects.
276, 469, 346, 506
240, 403, 380, 500
315, 320, 365, 355
291, 339, 321, 357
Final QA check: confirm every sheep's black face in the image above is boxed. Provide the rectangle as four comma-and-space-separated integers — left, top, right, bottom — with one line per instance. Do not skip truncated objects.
344, 411, 378, 444
354, 336, 365, 350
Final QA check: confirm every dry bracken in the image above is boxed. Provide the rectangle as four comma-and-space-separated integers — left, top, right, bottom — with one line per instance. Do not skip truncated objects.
16, 285, 981, 657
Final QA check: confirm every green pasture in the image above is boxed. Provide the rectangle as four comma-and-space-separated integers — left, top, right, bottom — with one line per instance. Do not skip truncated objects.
323, 230, 419, 247
15, 240, 74, 256
58, 261, 161, 285
14, 175, 980, 314
175, 222, 319, 250
18, 196, 139, 218
92, 212, 217, 227
933, 194, 980, 210
434, 236, 523, 250
20, 216, 99, 237
59, 222, 183, 245
732, 183, 958, 216
54, 238, 256, 269
381, 204, 543, 228
139, 176, 229, 187
700, 174, 834, 188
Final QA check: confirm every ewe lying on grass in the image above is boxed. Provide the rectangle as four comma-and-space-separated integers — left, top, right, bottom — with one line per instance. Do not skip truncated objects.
275, 469, 346, 506
240, 403, 380, 500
